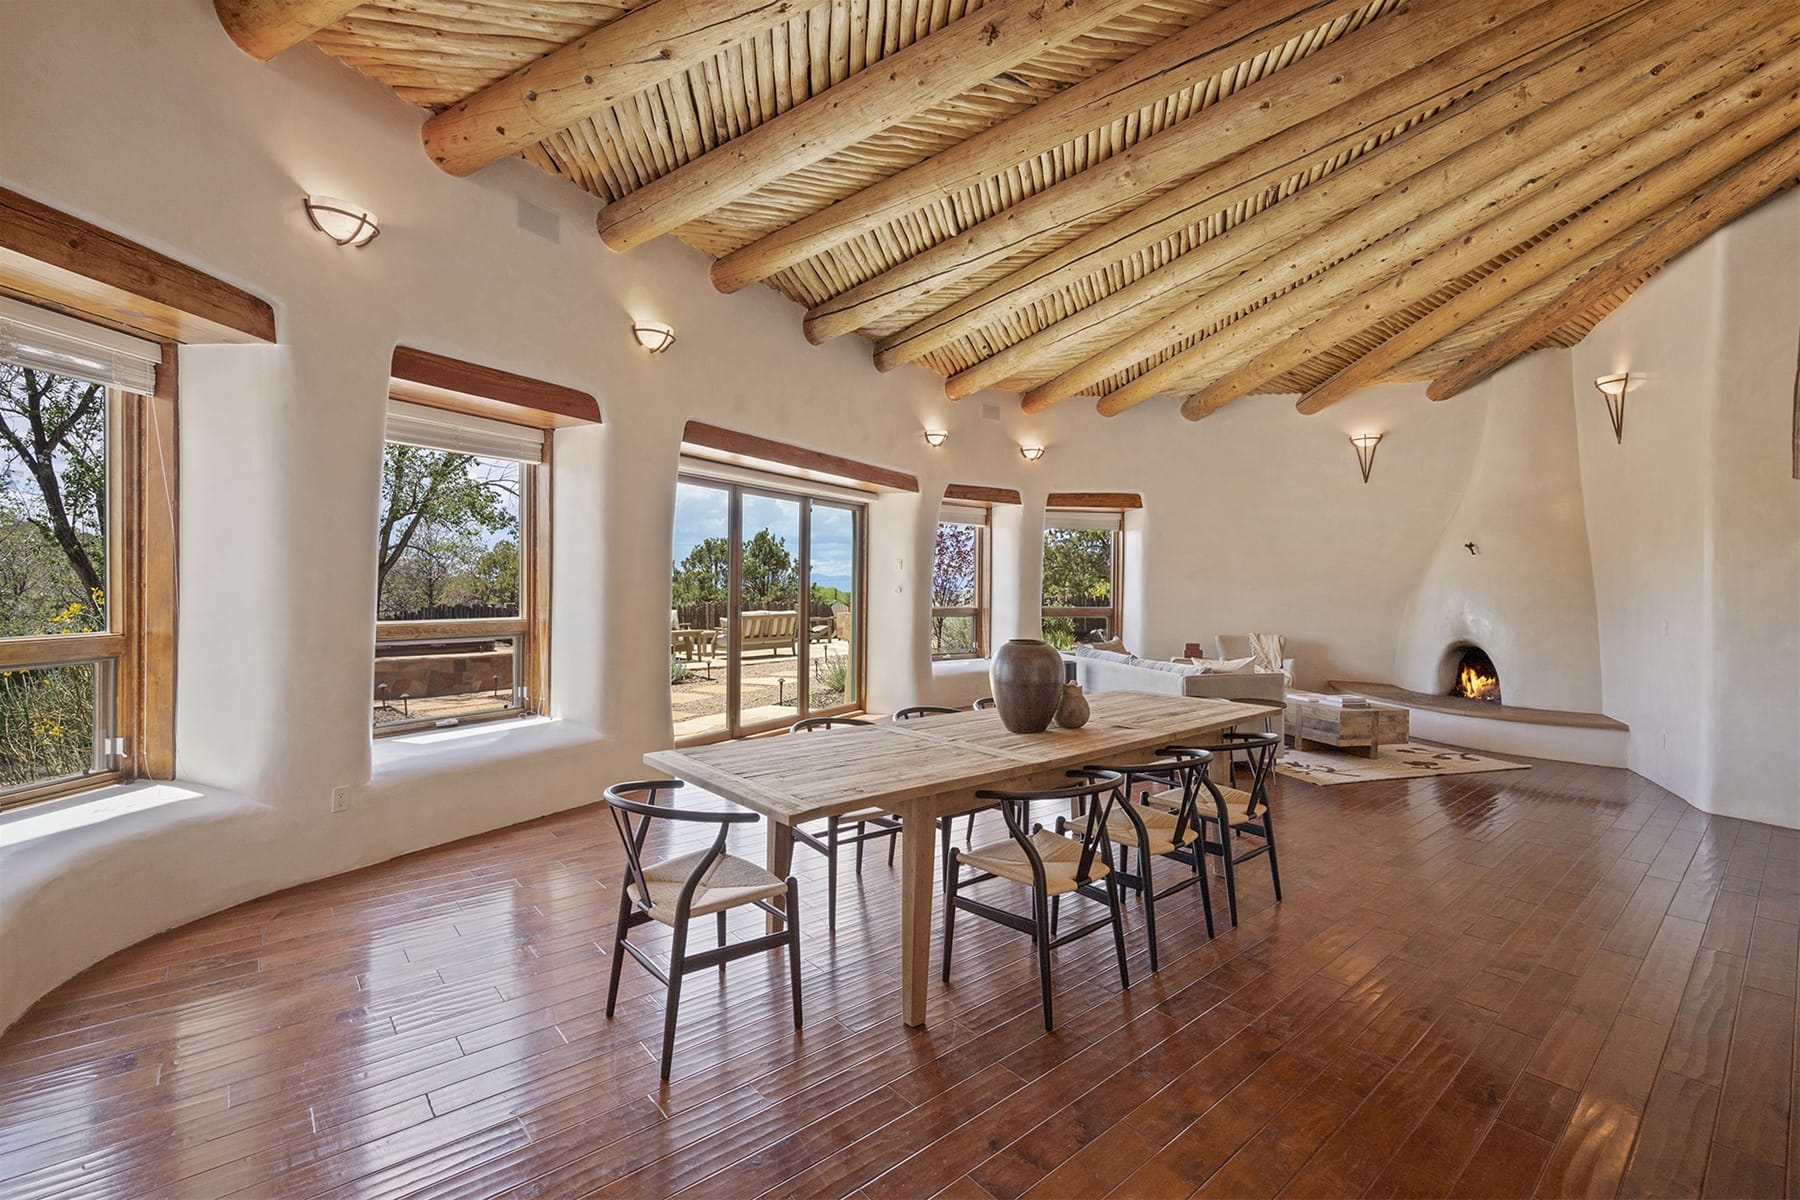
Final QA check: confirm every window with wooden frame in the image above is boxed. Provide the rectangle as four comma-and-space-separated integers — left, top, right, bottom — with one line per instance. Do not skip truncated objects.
372, 398, 552, 735
931, 499, 990, 661
1041, 494, 1137, 651
0, 298, 177, 808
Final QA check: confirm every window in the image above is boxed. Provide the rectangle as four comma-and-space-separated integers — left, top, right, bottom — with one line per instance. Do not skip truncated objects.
1041, 508, 1122, 650
931, 502, 988, 659
669, 469, 865, 743
373, 400, 548, 734
0, 299, 173, 807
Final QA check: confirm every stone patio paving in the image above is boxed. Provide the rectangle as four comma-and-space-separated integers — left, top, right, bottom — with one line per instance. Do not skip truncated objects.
671, 637, 851, 738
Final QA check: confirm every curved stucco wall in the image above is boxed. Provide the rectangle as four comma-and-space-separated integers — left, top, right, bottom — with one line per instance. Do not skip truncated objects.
1394, 350, 1605, 711
1567, 188, 1800, 826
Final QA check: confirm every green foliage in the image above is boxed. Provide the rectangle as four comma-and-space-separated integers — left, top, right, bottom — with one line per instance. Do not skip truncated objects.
376, 445, 519, 619
0, 662, 96, 789
1041, 528, 1114, 650
931, 615, 977, 657
670, 656, 693, 685
812, 659, 848, 707
669, 530, 798, 611
740, 529, 797, 611
1041, 528, 1113, 608
671, 535, 729, 607
0, 363, 108, 636
809, 583, 852, 608
2, 364, 109, 791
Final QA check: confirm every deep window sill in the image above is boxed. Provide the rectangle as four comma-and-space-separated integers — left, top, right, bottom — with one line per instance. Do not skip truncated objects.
368, 715, 602, 789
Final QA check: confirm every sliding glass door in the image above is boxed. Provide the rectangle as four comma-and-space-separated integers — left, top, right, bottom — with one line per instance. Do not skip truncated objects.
670, 475, 863, 742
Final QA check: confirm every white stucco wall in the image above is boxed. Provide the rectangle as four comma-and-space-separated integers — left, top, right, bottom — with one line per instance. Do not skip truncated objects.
1567, 187, 1800, 828
1394, 350, 1605, 711
1, 0, 1794, 1031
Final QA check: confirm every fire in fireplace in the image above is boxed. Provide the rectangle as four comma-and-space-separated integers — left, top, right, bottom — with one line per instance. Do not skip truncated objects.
1451, 646, 1502, 703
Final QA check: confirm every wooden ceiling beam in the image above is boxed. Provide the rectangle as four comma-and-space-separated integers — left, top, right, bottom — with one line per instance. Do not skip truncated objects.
1392, 218, 1669, 374
972, 0, 1733, 409
1427, 168, 1800, 401
801, 0, 1643, 346
887, 0, 1632, 376
592, 0, 1146, 252
1180, 65, 1800, 420
1098, 23, 1800, 417
1063, 4, 1794, 415
1300, 122, 1800, 413
421, 1, 801, 178
1093, 42, 1800, 419
708, 0, 1355, 294
212, 0, 362, 61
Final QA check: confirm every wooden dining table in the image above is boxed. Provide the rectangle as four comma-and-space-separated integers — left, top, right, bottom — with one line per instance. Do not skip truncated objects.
643, 691, 1277, 1027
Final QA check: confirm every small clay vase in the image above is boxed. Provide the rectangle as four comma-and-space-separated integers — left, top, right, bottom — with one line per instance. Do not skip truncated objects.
1053, 681, 1090, 730
990, 638, 1065, 734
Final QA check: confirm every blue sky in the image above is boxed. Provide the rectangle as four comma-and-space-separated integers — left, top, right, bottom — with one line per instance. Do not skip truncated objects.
672, 481, 856, 592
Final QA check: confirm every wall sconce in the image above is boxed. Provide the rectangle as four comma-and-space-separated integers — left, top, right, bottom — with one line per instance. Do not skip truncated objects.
631, 320, 676, 354
923, 429, 948, 448
1349, 432, 1383, 483
302, 195, 379, 247
1594, 373, 1630, 443
1019, 444, 1045, 462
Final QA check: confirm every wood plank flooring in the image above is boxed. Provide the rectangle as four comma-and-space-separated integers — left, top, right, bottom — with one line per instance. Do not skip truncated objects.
0, 754, 1794, 1199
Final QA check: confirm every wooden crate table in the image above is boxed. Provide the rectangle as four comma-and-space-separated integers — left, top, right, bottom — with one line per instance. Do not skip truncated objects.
1284, 694, 1409, 757
645, 692, 1273, 1027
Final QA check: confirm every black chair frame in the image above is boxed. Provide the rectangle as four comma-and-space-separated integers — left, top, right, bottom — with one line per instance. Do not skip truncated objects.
1164, 731, 1282, 927
603, 779, 801, 1080
1068, 749, 1216, 971
943, 769, 1130, 1030
789, 716, 901, 930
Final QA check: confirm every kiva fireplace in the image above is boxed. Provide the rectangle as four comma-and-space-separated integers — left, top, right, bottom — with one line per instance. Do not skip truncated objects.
1448, 644, 1502, 703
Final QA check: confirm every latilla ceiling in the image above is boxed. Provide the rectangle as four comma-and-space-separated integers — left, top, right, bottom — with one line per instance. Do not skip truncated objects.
219, 0, 1800, 420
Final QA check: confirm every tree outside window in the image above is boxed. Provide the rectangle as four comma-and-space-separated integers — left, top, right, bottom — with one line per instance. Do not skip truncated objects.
1041, 526, 1117, 650
372, 435, 540, 734
1, 363, 109, 791
931, 521, 982, 658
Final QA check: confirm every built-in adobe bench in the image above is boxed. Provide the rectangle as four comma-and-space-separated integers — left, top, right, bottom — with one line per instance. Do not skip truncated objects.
1327, 680, 1629, 768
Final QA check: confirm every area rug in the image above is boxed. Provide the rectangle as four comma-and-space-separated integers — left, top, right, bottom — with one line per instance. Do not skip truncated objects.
1275, 741, 1529, 786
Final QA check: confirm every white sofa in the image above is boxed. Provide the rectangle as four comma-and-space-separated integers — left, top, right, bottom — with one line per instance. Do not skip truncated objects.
1067, 648, 1286, 742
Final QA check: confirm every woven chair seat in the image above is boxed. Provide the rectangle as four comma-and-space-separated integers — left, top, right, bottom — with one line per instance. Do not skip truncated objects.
1099, 803, 1192, 855
829, 807, 897, 824
1201, 785, 1257, 816
960, 829, 1110, 896
1149, 783, 1255, 815
1145, 786, 1185, 814
627, 850, 788, 924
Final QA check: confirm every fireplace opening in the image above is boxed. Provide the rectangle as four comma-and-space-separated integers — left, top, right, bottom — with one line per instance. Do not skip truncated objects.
1450, 645, 1502, 703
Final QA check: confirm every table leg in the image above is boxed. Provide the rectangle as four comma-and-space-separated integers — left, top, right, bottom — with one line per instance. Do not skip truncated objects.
766, 819, 794, 934
901, 810, 936, 1027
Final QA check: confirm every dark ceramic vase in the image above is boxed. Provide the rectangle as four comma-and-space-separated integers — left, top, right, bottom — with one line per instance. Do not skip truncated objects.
1054, 682, 1091, 729
990, 639, 1065, 734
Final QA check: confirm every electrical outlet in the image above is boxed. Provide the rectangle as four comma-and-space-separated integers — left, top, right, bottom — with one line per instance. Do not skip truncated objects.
331, 785, 350, 814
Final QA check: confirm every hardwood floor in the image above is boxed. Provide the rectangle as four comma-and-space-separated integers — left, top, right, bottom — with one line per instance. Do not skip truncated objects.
0, 755, 1794, 1199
